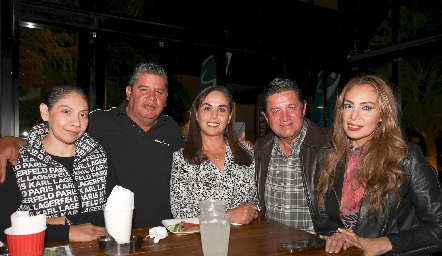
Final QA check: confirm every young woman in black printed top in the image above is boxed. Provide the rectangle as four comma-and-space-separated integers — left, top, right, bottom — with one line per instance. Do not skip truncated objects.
0, 84, 118, 242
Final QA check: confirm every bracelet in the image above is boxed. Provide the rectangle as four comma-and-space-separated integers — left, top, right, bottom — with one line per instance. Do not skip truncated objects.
65, 216, 72, 226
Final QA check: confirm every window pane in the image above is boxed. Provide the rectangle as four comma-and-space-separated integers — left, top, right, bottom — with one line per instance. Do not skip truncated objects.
40, 0, 79, 7
19, 26, 78, 138
398, 0, 442, 42
361, 2, 391, 51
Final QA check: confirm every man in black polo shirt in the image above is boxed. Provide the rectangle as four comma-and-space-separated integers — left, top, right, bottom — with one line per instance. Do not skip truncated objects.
88, 62, 185, 227
0, 62, 185, 228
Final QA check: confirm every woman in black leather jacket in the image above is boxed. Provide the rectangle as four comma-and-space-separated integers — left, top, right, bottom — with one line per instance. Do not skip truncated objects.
314, 75, 442, 255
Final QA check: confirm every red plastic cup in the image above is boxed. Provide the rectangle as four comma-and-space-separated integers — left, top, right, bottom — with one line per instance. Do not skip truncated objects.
5, 228, 45, 256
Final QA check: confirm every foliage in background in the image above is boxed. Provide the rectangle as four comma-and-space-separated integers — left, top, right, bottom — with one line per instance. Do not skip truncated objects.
19, 27, 77, 133
398, 60, 442, 171
106, 0, 145, 19
368, 1, 442, 171
20, 27, 77, 90
369, 0, 442, 48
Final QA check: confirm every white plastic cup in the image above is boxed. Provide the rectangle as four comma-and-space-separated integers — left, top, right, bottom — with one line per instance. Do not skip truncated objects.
199, 199, 227, 215
199, 212, 231, 256
105, 231, 130, 256
104, 209, 133, 256
10, 212, 46, 235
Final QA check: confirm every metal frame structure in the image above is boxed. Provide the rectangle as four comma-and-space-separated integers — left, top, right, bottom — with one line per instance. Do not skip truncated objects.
1, 0, 344, 136
2, 0, 442, 136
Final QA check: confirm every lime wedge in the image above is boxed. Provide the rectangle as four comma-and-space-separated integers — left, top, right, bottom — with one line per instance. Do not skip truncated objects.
173, 223, 181, 232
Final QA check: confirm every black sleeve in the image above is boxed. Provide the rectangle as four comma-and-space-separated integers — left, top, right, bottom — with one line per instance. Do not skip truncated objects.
0, 163, 21, 242
45, 224, 69, 242
62, 152, 119, 227
105, 152, 119, 197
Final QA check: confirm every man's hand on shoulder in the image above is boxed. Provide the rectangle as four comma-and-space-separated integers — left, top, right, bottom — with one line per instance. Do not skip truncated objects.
0, 136, 24, 183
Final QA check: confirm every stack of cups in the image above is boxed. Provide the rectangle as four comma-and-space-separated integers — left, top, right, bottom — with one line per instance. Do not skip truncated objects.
4, 211, 46, 256
198, 200, 231, 256
104, 185, 134, 256
104, 209, 133, 256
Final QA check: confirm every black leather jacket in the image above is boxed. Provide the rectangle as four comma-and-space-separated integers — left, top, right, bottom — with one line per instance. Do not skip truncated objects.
314, 142, 442, 255
254, 118, 332, 229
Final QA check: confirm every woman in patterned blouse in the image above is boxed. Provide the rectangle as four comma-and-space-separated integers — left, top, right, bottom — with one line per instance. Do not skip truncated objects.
170, 85, 259, 224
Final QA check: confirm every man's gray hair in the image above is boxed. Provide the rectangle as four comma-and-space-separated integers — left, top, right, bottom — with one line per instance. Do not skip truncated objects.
128, 62, 169, 90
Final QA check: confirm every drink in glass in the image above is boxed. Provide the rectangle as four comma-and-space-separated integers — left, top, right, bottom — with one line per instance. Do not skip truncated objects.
199, 212, 231, 256
199, 199, 227, 215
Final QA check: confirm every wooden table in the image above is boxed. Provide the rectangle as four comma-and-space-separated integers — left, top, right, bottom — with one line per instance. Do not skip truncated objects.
47, 217, 363, 255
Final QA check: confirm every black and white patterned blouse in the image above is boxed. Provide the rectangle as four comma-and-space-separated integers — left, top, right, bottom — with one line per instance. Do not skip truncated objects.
170, 142, 258, 218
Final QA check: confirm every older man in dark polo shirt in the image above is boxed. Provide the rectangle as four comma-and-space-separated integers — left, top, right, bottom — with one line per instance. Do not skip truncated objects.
87, 62, 185, 227
0, 62, 185, 228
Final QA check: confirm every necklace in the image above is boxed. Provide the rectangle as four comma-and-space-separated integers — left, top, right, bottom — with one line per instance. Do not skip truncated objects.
202, 145, 225, 161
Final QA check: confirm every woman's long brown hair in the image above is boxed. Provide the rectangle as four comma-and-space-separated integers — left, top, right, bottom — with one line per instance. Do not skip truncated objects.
316, 75, 408, 220
183, 85, 253, 166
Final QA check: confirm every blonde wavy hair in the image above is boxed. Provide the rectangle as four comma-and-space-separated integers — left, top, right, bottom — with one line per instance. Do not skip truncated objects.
316, 75, 408, 220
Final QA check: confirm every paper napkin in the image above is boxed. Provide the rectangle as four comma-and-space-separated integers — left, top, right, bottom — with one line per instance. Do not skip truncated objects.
104, 185, 135, 244
9, 211, 46, 235
148, 226, 168, 243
